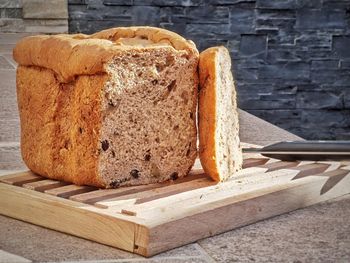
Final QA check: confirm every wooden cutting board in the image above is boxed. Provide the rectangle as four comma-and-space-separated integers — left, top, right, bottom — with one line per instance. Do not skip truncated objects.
1, 156, 350, 257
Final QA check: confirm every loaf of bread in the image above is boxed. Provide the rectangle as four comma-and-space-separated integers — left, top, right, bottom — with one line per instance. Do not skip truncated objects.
13, 27, 199, 188
198, 46, 242, 181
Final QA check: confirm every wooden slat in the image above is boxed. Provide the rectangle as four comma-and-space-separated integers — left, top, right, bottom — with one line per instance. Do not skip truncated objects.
23, 179, 68, 192
70, 173, 209, 205
45, 184, 96, 198
0, 171, 43, 186
260, 160, 299, 172
70, 184, 162, 204
291, 163, 330, 179
317, 161, 342, 172
96, 177, 215, 209
188, 168, 205, 176
242, 158, 269, 169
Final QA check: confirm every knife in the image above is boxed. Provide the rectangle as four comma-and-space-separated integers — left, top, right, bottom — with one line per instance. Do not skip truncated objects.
243, 140, 350, 161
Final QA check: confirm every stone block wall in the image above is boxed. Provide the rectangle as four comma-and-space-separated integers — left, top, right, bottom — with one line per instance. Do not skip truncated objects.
69, 0, 349, 139
0, 0, 68, 33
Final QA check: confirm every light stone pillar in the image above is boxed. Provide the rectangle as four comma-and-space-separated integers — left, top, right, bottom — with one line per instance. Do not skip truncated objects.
0, 0, 68, 33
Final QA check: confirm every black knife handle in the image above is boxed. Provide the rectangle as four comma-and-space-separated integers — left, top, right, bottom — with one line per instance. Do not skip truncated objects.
261, 141, 350, 161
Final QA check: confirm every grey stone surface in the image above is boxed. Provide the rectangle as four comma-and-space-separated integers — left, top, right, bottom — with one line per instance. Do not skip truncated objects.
198, 195, 350, 263
296, 91, 343, 110
0, 142, 26, 170
0, 0, 22, 8
256, 0, 297, 9
0, 0, 68, 33
333, 36, 350, 58
23, 0, 68, 19
296, 9, 346, 29
239, 34, 267, 58
0, 250, 31, 263
0, 55, 14, 69
258, 62, 310, 80
0, 8, 22, 19
67, 0, 350, 139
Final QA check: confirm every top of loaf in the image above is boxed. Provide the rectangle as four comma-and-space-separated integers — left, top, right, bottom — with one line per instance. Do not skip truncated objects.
13, 26, 199, 82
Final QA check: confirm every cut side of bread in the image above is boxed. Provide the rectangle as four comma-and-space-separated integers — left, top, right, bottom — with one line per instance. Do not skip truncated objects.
198, 46, 242, 181
14, 27, 199, 188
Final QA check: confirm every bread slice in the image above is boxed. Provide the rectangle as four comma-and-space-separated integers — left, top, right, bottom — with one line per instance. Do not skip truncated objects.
14, 27, 199, 188
198, 46, 242, 181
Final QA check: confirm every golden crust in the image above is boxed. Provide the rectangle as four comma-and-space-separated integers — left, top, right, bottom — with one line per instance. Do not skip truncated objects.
198, 47, 220, 181
13, 26, 198, 83
17, 66, 106, 187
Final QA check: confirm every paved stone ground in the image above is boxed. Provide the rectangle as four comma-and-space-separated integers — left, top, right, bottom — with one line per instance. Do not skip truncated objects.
0, 33, 349, 263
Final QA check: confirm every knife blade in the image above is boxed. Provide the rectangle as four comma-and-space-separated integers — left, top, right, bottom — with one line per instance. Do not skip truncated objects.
242, 140, 350, 161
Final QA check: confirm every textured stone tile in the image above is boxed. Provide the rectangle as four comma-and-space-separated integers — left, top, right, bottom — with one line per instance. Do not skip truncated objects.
0, 141, 25, 170
239, 34, 267, 58
0, 249, 31, 263
301, 109, 350, 128
122, 258, 208, 262
24, 25, 68, 33
0, 70, 18, 119
310, 59, 339, 69
333, 36, 350, 58
133, 0, 205, 6
296, 9, 346, 29
0, 55, 14, 69
257, 0, 297, 9
199, 195, 350, 263
230, 7, 255, 34
66, 258, 210, 263
2, 53, 17, 66
103, 0, 134, 5
296, 0, 322, 8
296, 91, 343, 110
23, 0, 68, 19
0, 0, 22, 8
69, 4, 132, 21
0, 19, 25, 33
0, 119, 20, 142
0, 33, 34, 44
155, 244, 202, 258
185, 24, 231, 39
310, 69, 350, 85
247, 109, 302, 131
0, 8, 22, 19
239, 93, 295, 110
340, 60, 350, 69
258, 62, 310, 80
323, 0, 350, 9
0, 43, 16, 53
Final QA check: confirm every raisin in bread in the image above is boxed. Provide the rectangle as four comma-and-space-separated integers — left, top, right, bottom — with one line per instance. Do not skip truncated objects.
198, 46, 242, 181
14, 26, 199, 188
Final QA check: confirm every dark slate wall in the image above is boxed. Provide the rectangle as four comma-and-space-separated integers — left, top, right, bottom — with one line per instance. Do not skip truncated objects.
68, 0, 350, 140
